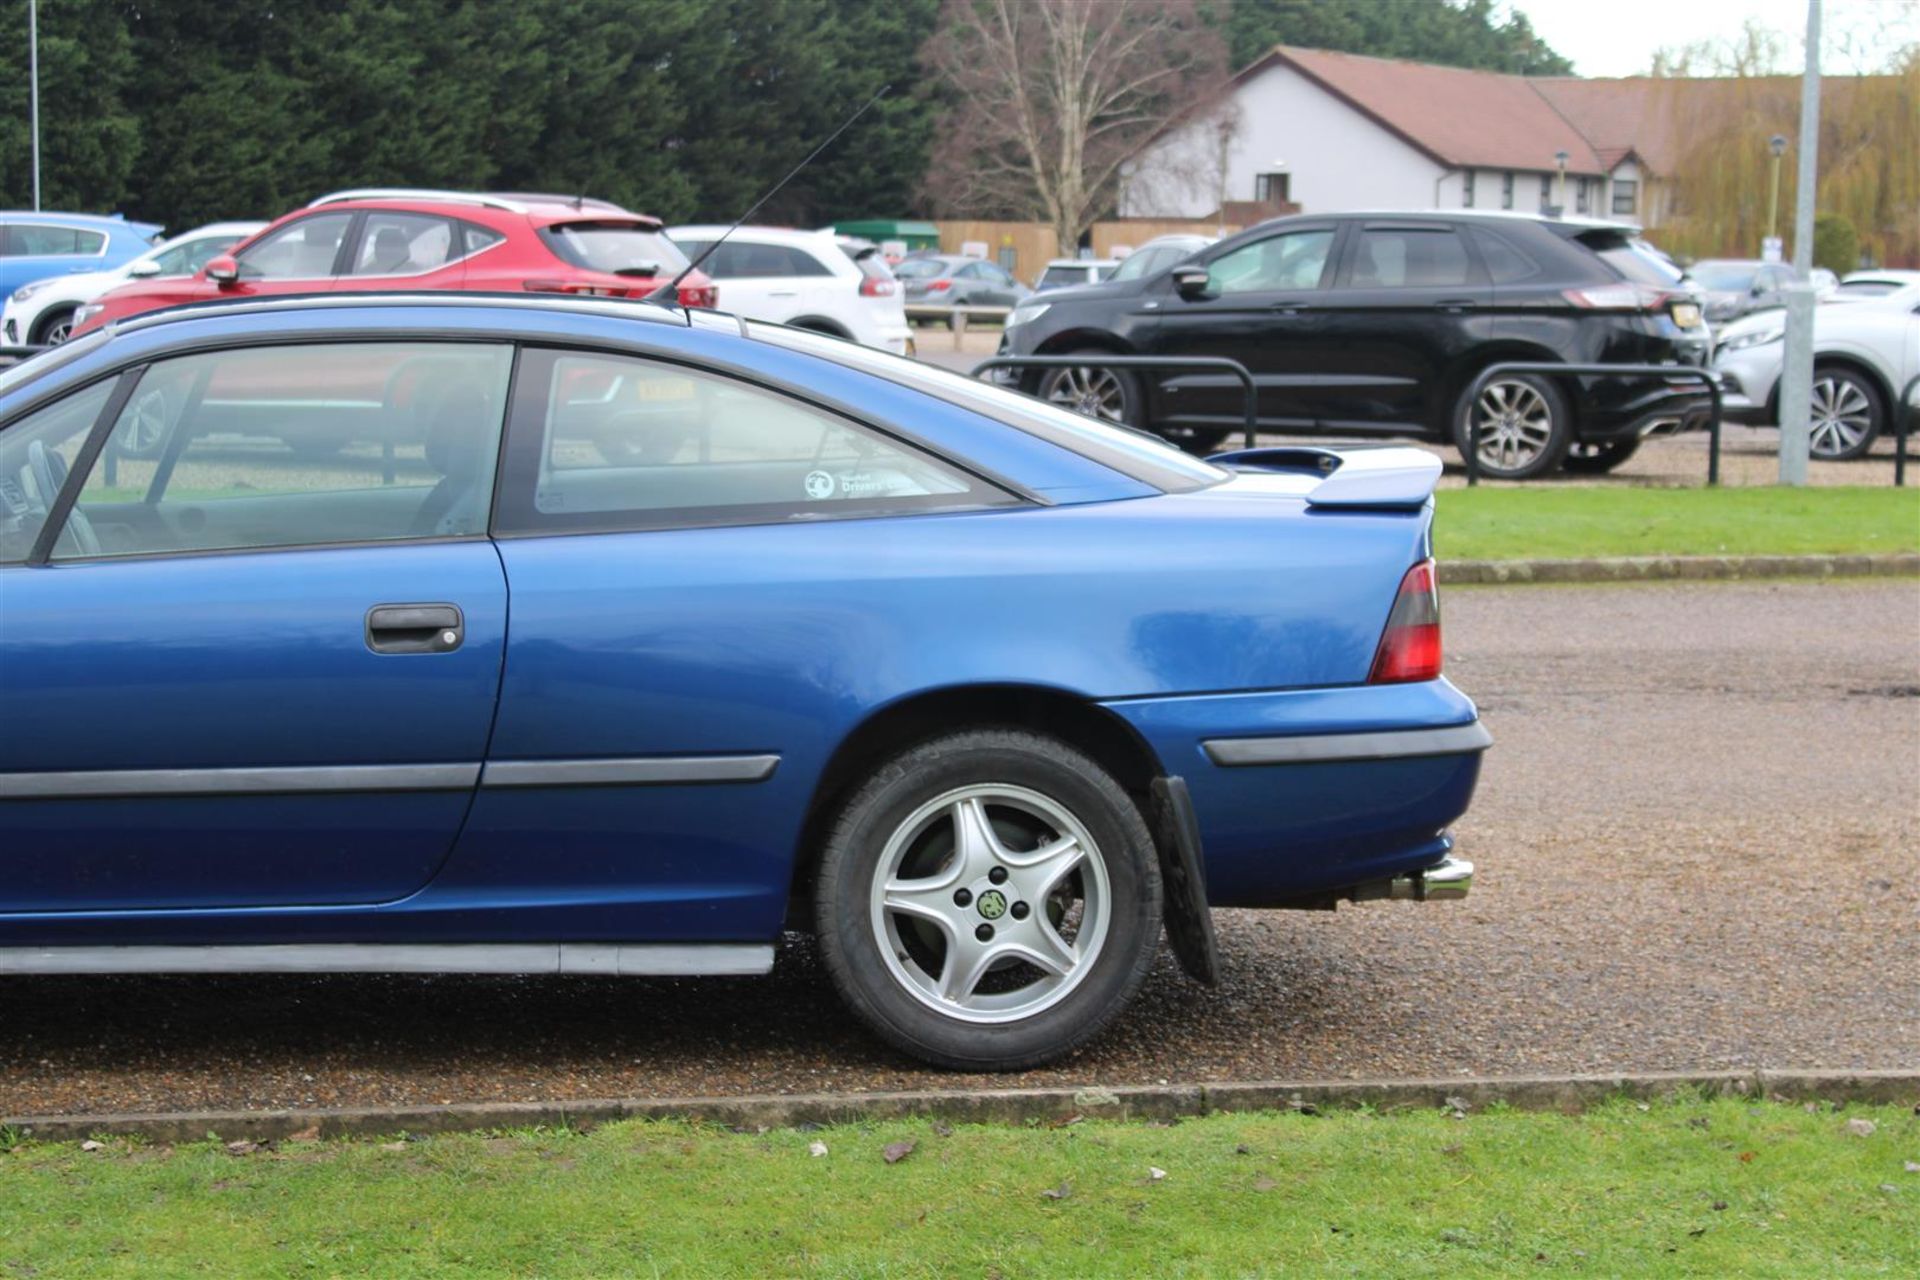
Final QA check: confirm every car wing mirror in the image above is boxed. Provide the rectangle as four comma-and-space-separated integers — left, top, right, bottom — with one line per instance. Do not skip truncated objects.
1172, 265, 1212, 300
127, 259, 161, 278
205, 254, 240, 287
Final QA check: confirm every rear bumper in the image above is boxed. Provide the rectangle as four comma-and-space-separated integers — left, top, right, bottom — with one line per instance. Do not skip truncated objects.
1103, 680, 1489, 907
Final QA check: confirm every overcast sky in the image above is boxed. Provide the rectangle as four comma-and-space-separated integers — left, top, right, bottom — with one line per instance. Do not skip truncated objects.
1515, 0, 1920, 77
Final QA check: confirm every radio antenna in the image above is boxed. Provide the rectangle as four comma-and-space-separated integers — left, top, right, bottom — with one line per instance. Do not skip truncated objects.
646, 83, 892, 311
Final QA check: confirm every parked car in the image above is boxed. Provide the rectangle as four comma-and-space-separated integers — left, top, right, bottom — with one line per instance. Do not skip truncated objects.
1035, 259, 1119, 291
4, 222, 264, 347
1001, 210, 1711, 478
1108, 234, 1216, 284
1687, 258, 1800, 324
0, 292, 1486, 1070
667, 225, 912, 355
895, 254, 1031, 313
1714, 282, 1919, 460
0, 212, 164, 305
70, 190, 713, 339
1831, 269, 1920, 302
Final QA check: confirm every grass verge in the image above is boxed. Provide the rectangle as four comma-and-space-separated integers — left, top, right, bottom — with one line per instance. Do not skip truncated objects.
1435, 485, 1920, 561
2, 1097, 1915, 1277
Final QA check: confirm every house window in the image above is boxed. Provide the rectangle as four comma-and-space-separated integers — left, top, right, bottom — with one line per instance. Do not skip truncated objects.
1254, 172, 1291, 205
1540, 174, 1553, 212
1612, 179, 1638, 215
1462, 171, 1476, 207
1575, 178, 1591, 215
1501, 172, 1515, 210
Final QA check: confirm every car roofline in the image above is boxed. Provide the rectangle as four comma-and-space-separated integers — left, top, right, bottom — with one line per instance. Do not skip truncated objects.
103, 291, 694, 339
308, 189, 530, 214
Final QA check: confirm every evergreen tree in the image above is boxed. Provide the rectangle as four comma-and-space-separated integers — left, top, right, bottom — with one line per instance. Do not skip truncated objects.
1225, 0, 1573, 75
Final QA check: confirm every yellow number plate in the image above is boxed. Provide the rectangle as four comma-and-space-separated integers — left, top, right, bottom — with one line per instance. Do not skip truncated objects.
637, 378, 698, 402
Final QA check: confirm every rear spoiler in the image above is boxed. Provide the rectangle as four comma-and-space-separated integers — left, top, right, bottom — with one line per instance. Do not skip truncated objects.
1209, 445, 1442, 510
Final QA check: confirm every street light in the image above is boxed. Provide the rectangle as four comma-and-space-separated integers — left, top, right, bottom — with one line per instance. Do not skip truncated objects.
1767, 133, 1789, 246
1553, 149, 1570, 213
29, 0, 41, 211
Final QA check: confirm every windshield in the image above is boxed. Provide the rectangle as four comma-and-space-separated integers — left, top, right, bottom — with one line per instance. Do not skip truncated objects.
1834, 280, 1897, 297
539, 223, 690, 277
1689, 262, 1762, 291
1110, 242, 1198, 282
750, 322, 1226, 494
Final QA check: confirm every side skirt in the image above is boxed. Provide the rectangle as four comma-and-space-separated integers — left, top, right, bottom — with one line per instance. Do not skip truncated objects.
0, 944, 774, 977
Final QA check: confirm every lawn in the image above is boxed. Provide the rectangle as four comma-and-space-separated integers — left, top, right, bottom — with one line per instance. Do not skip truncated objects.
1435, 485, 1920, 561
3, 1097, 1915, 1277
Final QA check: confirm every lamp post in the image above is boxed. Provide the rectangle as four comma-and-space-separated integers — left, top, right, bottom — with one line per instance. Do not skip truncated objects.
1553, 149, 1569, 214
1767, 134, 1788, 245
29, 0, 41, 211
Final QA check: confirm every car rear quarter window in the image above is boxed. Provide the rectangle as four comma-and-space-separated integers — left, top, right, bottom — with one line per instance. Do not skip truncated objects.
44, 342, 513, 561
494, 349, 1013, 536
1469, 227, 1543, 285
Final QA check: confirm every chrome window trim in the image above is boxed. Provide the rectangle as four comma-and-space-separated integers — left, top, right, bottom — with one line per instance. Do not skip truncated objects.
1203, 721, 1492, 767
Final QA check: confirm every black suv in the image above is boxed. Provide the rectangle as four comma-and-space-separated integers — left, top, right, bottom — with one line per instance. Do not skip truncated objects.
999, 211, 1710, 479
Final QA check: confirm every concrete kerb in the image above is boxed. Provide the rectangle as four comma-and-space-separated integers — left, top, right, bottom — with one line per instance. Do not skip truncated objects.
9, 1070, 1915, 1146
1442, 552, 1920, 585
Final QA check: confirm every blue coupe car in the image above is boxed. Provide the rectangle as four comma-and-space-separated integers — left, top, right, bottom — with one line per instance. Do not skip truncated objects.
0, 294, 1487, 1069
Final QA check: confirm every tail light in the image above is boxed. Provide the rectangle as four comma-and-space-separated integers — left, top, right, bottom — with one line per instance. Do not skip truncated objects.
678, 282, 717, 309
1561, 283, 1673, 313
926, 279, 952, 292
860, 277, 897, 297
1368, 560, 1442, 684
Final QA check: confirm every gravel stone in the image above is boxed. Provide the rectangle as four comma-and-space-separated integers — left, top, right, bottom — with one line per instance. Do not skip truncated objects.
1, 578, 1914, 1116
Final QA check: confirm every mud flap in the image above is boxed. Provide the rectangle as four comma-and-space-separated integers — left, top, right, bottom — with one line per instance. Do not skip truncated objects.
1148, 776, 1218, 985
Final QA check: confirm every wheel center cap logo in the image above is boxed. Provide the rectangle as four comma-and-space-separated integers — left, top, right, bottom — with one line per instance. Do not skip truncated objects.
976, 889, 1008, 920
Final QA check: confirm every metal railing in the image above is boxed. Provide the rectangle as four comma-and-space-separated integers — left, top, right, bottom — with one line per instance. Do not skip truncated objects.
970, 354, 1260, 451
1461, 362, 1722, 486
1898, 373, 1917, 488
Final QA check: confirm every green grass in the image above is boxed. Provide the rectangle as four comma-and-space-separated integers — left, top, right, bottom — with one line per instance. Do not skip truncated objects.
1435, 485, 1920, 561
2, 1098, 1915, 1277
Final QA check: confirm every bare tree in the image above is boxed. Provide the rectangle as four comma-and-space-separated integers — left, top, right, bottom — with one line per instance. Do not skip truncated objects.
920, 0, 1230, 253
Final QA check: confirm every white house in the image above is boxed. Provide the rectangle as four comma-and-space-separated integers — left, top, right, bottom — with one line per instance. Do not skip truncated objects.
1123, 46, 1657, 225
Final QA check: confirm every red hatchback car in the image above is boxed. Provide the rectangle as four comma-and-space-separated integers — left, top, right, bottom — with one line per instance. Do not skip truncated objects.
72, 189, 714, 337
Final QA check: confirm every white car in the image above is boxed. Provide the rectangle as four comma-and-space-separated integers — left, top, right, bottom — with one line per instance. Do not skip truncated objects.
1714, 283, 1920, 460
666, 225, 912, 355
1830, 269, 1920, 304
2, 221, 265, 347
1034, 258, 1119, 291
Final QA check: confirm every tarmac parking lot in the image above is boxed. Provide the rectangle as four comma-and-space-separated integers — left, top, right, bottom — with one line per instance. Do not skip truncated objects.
2, 576, 1914, 1118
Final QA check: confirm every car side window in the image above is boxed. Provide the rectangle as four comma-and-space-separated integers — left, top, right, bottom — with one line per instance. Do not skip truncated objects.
7, 224, 107, 256
49, 342, 513, 561
349, 213, 458, 276
1206, 230, 1335, 295
784, 247, 835, 277
0, 380, 118, 563
494, 350, 1009, 536
1349, 228, 1473, 289
235, 213, 354, 280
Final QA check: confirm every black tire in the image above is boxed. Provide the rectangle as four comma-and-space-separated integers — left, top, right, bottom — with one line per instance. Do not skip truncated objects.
1452, 371, 1573, 480
1038, 351, 1144, 429
32, 307, 76, 347
1561, 436, 1642, 474
814, 728, 1162, 1071
1806, 365, 1885, 461
1160, 425, 1231, 456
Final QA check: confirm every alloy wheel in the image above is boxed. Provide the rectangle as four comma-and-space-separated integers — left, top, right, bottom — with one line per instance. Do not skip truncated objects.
1808, 375, 1874, 459
869, 784, 1110, 1024
1045, 366, 1127, 423
116, 387, 172, 456
41, 317, 72, 346
1470, 379, 1554, 472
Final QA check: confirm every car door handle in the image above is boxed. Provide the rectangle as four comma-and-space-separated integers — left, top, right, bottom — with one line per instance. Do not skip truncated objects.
366, 603, 463, 655
768, 290, 798, 298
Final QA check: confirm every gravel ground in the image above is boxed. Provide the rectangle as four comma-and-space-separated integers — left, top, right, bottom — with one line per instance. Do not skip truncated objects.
2, 579, 1915, 1117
